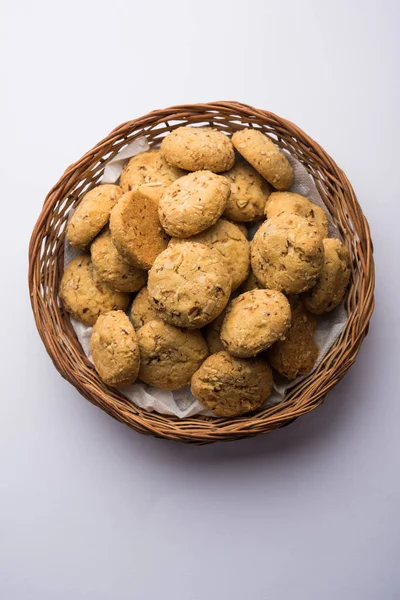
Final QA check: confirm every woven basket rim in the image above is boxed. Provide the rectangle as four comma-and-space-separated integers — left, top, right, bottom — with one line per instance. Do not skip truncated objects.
28, 101, 375, 444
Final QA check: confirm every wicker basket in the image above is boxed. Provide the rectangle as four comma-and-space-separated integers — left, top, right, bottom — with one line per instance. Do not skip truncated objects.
29, 101, 375, 444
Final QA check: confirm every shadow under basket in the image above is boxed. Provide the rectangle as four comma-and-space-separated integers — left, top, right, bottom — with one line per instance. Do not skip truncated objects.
28, 101, 375, 444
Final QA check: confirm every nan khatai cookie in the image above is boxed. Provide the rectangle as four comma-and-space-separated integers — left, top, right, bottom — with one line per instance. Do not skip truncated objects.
267, 296, 318, 379
240, 270, 264, 293
169, 219, 250, 290
66, 184, 122, 250
158, 171, 230, 238
160, 126, 235, 172
130, 287, 160, 330
137, 320, 208, 390
203, 310, 226, 354
191, 351, 274, 417
223, 162, 272, 222
119, 149, 184, 200
232, 129, 293, 191
90, 311, 140, 387
226, 220, 248, 238
110, 189, 169, 269
147, 242, 231, 329
302, 238, 351, 314
220, 289, 291, 357
265, 192, 329, 239
251, 214, 324, 294
90, 229, 147, 293
59, 255, 130, 326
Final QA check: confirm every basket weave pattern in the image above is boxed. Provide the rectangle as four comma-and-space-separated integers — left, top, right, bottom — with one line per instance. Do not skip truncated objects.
29, 102, 375, 443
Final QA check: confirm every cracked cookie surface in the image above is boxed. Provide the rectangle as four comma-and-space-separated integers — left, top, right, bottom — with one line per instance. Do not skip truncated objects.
251, 214, 324, 294
59, 255, 130, 326
220, 289, 291, 357
147, 242, 231, 329
267, 296, 318, 379
232, 129, 293, 191
137, 319, 208, 390
191, 351, 274, 417
90, 228, 147, 292
158, 170, 230, 238
119, 149, 184, 200
160, 126, 235, 172
302, 238, 350, 314
223, 161, 272, 222
265, 192, 329, 239
110, 189, 169, 269
90, 310, 140, 387
169, 219, 250, 290
66, 184, 122, 250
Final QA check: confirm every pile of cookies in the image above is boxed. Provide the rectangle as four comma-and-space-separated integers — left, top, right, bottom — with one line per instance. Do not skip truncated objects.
60, 125, 351, 417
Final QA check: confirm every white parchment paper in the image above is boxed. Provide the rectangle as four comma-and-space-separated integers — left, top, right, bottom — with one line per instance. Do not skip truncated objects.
64, 138, 347, 418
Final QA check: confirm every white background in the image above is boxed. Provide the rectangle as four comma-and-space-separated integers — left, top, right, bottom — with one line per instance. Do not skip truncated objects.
1, 1, 399, 598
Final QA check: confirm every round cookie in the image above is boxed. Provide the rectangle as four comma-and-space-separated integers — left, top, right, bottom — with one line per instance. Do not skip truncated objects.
203, 310, 226, 354
226, 220, 248, 238
265, 192, 329, 239
119, 149, 184, 200
232, 129, 293, 191
160, 126, 235, 172
158, 170, 230, 238
66, 184, 122, 250
220, 289, 291, 358
191, 351, 274, 417
267, 296, 318, 379
251, 214, 324, 294
147, 242, 231, 329
130, 287, 160, 330
137, 320, 208, 390
302, 238, 351, 314
110, 189, 169, 269
169, 219, 250, 291
59, 255, 130, 326
90, 229, 147, 293
90, 311, 140, 387
223, 162, 272, 222
240, 270, 264, 293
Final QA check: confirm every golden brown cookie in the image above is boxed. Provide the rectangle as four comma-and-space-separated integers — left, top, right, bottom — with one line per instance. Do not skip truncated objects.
137, 320, 208, 390
130, 287, 160, 330
223, 161, 272, 222
119, 149, 184, 200
191, 351, 274, 417
251, 214, 324, 294
110, 189, 169, 269
302, 238, 351, 314
226, 220, 248, 238
169, 219, 250, 291
203, 310, 226, 354
267, 296, 318, 379
59, 255, 130, 326
232, 129, 293, 191
240, 270, 264, 293
220, 289, 291, 357
90, 311, 140, 387
66, 184, 123, 250
158, 171, 230, 238
160, 126, 235, 172
265, 192, 329, 239
90, 228, 147, 293
147, 242, 231, 329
